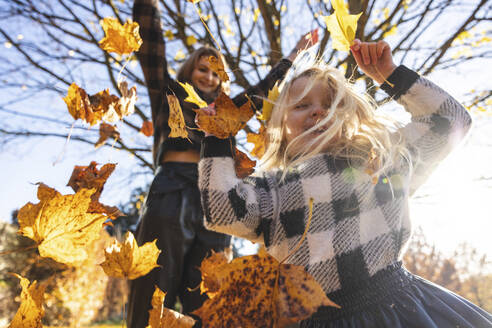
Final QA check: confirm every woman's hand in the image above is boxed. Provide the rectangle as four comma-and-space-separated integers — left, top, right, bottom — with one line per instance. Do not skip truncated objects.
288, 29, 319, 61
195, 103, 216, 137
350, 39, 397, 85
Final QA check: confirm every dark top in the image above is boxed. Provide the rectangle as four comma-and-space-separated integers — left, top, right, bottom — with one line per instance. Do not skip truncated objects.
133, 0, 293, 168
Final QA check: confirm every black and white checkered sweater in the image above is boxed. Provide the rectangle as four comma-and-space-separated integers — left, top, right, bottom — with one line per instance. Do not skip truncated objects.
198, 66, 472, 296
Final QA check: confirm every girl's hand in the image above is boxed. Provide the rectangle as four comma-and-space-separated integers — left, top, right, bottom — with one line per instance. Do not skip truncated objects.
350, 39, 397, 84
195, 103, 216, 137
288, 29, 320, 61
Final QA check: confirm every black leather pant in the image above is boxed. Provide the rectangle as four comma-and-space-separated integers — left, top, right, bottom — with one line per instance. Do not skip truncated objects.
127, 162, 231, 328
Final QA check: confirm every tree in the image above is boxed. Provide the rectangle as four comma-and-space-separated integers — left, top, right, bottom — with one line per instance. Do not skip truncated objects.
0, 0, 490, 175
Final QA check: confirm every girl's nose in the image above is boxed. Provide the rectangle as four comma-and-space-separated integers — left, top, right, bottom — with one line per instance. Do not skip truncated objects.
311, 106, 325, 118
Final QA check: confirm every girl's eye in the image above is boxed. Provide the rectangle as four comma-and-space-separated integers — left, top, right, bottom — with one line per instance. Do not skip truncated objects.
295, 103, 309, 110
199, 68, 207, 73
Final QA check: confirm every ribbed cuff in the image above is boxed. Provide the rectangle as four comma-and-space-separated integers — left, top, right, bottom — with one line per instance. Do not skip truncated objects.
201, 136, 234, 158
380, 65, 420, 100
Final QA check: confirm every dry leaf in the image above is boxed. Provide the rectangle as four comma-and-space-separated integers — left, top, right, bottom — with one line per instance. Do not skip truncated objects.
63, 82, 101, 126
195, 92, 254, 139
323, 0, 362, 52
140, 120, 154, 137
246, 124, 267, 159
178, 82, 208, 108
106, 81, 137, 122
257, 83, 280, 122
17, 184, 108, 265
67, 162, 122, 218
95, 123, 120, 148
234, 147, 256, 178
147, 286, 196, 328
199, 251, 230, 298
167, 95, 189, 139
208, 55, 229, 82
193, 248, 339, 327
99, 17, 143, 55
9, 274, 45, 328
100, 231, 161, 280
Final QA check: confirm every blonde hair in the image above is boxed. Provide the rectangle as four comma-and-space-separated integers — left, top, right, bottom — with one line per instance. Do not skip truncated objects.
260, 62, 411, 180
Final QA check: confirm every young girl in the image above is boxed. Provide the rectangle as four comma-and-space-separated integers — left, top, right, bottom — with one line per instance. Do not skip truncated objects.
198, 39, 492, 327
128, 0, 318, 326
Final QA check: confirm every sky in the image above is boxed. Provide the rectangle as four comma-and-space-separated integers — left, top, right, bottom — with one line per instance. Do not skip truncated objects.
0, 0, 491, 262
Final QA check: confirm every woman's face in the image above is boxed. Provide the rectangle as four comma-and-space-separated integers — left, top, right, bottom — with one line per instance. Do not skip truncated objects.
191, 56, 220, 94
283, 76, 333, 147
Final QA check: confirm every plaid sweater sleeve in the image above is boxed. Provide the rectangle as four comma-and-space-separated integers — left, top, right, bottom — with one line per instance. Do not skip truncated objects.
198, 137, 275, 244
381, 65, 472, 195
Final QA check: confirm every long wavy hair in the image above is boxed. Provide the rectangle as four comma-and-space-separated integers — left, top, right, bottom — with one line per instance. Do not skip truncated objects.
260, 63, 411, 180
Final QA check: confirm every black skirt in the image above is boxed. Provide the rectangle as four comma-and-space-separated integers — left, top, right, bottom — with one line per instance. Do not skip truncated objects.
301, 262, 492, 328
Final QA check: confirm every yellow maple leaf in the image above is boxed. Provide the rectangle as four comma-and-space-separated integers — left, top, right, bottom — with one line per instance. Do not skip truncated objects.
167, 94, 189, 139
99, 17, 142, 55
63, 83, 101, 126
178, 82, 208, 108
100, 231, 161, 280
323, 0, 362, 52
186, 35, 197, 46
193, 248, 339, 327
17, 184, 107, 265
199, 251, 230, 298
9, 274, 45, 328
257, 83, 280, 121
208, 55, 229, 82
147, 286, 196, 328
195, 92, 254, 139
246, 124, 266, 159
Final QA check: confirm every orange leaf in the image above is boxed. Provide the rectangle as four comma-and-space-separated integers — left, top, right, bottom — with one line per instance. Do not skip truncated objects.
9, 274, 45, 328
195, 92, 254, 139
208, 55, 229, 82
246, 124, 267, 159
95, 123, 120, 148
99, 17, 143, 55
100, 231, 161, 280
193, 248, 339, 327
234, 147, 256, 178
147, 286, 196, 328
17, 184, 108, 265
140, 120, 154, 137
199, 251, 230, 298
63, 83, 101, 126
167, 95, 189, 139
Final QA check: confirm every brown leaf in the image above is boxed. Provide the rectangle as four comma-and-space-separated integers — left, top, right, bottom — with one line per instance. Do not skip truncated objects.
193, 249, 339, 328
147, 286, 196, 328
167, 95, 189, 139
95, 123, 120, 148
234, 148, 256, 178
100, 231, 161, 280
99, 17, 143, 55
9, 274, 45, 328
246, 123, 267, 159
63, 83, 101, 126
17, 184, 108, 265
199, 251, 230, 298
195, 92, 254, 139
140, 120, 154, 137
208, 55, 229, 82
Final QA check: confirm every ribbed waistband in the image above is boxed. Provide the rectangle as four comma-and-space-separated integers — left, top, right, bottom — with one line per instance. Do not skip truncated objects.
310, 262, 414, 321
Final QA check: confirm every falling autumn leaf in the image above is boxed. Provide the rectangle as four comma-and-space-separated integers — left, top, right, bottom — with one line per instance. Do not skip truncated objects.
9, 274, 45, 328
323, 0, 362, 52
195, 92, 254, 139
106, 81, 138, 122
257, 83, 280, 122
234, 147, 256, 178
178, 82, 208, 108
140, 120, 154, 137
17, 184, 108, 265
199, 251, 230, 298
99, 17, 143, 55
147, 286, 196, 328
63, 82, 101, 126
67, 161, 122, 218
246, 123, 267, 159
100, 231, 161, 280
167, 95, 189, 139
95, 123, 120, 148
193, 248, 339, 328
208, 55, 229, 82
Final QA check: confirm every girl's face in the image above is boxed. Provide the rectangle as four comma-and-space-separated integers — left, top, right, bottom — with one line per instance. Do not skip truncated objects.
283, 76, 334, 147
191, 56, 220, 94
